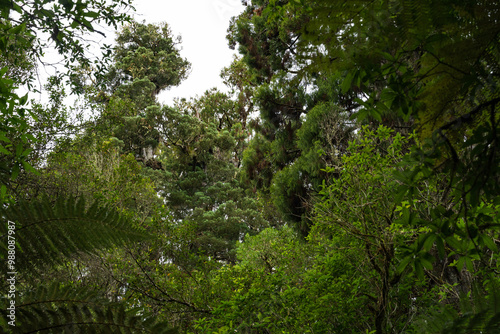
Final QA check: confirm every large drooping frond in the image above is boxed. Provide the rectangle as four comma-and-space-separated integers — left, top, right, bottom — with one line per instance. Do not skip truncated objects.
414, 284, 500, 334
0, 196, 150, 272
0, 283, 177, 333
0, 196, 177, 332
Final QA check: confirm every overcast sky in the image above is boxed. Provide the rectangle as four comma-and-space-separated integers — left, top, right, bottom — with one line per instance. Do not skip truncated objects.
131, 0, 245, 105
32, 1, 244, 107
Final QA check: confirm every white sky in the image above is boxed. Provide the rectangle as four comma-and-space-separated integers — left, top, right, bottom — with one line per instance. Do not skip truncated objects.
29, 0, 244, 108
131, 0, 245, 105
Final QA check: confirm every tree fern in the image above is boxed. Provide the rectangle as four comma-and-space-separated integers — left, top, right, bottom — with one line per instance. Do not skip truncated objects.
0, 196, 176, 333
413, 283, 500, 334
0, 196, 149, 272
0, 283, 177, 333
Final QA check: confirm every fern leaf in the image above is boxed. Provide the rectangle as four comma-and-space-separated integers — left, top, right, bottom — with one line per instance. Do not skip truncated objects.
414, 283, 500, 334
0, 283, 177, 333
0, 196, 150, 272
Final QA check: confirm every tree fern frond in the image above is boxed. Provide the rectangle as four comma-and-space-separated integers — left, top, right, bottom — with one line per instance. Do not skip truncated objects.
0, 283, 177, 333
414, 283, 500, 334
0, 196, 151, 272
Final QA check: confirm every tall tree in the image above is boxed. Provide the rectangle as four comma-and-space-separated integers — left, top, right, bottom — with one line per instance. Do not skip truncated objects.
227, 0, 357, 235
86, 20, 191, 162
108, 20, 191, 103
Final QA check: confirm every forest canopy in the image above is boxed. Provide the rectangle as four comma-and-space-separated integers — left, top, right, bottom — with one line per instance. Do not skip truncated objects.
0, 0, 499, 333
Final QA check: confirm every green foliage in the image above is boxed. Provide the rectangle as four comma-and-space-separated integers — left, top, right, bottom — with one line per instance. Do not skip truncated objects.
392, 106, 500, 280
196, 226, 373, 333
0, 66, 32, 186
0, 21, 35, 192
241, 133, 273, 191
0, 283, 177, 333
0, 3, 182, 332
237, 226, 307, 271
0, 195, 177, 333
298, 0, 500, 132
0, 20, 35, 86
0, 0, 136, 198
271, 102, 354, 234
412, 283, 500, 334
227, 0, 309, 83
1, 0, 134, 69
2, 0, 499, 332
227, 1, 361, 234
110, 20, 191, 98
21, 137, 161, 223
0, 196, 149, 273
220, 56, 255, 129
82, 20, 192, 162
149, 101, 268, 263
312, 126, 417, 333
